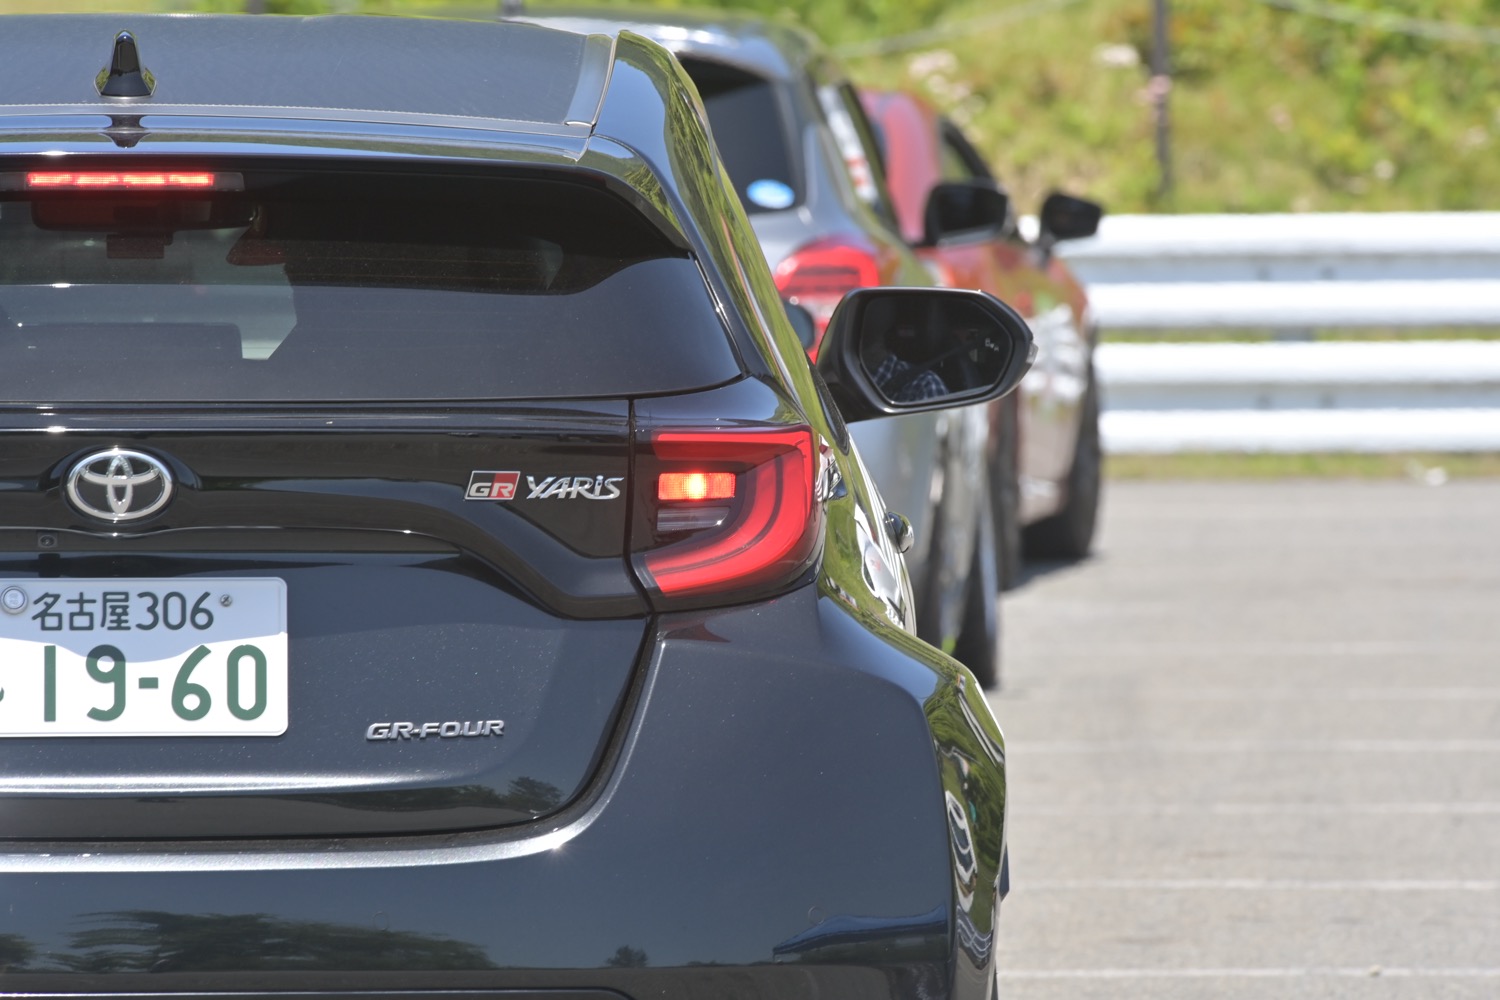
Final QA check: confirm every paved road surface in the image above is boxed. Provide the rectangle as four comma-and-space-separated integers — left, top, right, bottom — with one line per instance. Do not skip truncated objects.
989, 480, 1500, 999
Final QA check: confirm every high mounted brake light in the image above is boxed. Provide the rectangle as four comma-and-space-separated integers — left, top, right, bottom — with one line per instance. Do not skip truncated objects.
635, 426, 822, 601
26, 171, 217, 189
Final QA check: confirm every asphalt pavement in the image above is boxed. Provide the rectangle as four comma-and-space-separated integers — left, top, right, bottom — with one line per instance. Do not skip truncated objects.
988, 479, 1500, 999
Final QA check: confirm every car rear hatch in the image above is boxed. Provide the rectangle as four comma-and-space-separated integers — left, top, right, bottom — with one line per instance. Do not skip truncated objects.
0, 159, 743, 839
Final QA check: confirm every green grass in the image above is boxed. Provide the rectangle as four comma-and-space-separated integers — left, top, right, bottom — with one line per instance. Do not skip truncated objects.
1106, 452, 1500, 480
836, 0, 1500, 216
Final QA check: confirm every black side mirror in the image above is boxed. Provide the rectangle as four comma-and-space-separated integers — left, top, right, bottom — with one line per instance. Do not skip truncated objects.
816, 287, 1036, 423
921, 180, 1012, 247
1039, 192, 1103, 243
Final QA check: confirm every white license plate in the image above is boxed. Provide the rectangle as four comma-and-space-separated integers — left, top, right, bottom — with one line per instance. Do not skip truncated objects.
0, 578, 287, 737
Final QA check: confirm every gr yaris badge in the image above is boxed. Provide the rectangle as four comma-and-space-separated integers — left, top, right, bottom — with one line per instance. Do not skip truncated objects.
65, 449, 174, 523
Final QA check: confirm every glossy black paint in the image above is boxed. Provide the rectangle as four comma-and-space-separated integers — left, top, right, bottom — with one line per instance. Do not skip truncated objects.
0, 406, 645, 616
0, 14, 1007, 1000
0, 586, 1000, 990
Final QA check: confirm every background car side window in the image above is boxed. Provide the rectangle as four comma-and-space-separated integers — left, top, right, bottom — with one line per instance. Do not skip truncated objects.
939, 138, 974, 184
938, 119, 997, 184
815, 75, 899, 230
938, 119, 1018, 241
680, 57, 803, 214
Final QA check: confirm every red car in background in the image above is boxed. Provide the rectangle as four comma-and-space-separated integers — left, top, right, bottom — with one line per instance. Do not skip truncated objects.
863, 90, 1104, 582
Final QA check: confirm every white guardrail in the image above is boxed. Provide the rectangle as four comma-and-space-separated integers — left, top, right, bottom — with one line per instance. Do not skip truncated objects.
1054, 212, 1500, 453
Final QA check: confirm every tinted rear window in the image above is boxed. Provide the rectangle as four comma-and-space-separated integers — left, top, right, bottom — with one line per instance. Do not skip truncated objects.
0, 166, 739, 403
681, 58, 801, 215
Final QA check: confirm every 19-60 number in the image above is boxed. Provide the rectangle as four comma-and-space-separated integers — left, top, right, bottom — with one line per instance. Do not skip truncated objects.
42, 643, 268, 723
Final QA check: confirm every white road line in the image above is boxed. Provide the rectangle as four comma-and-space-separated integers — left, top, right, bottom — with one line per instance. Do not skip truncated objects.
996, 687, 1500, 702
1022, 802, 1500, 816
1020, 878, 1500, 891
999, 967, 1500, 980
1017, 739, 1500, 754
1002, 641, 1500, 655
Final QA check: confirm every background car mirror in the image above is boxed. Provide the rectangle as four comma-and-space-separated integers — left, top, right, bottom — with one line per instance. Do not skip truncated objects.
1038, 191, 1103, 243
816, 287, 1036, 422
782, 299, 818, 350
920, 180, 1011, 247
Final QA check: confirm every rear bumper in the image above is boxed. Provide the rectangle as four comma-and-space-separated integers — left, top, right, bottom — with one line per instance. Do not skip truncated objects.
0, 585, 1005, 1000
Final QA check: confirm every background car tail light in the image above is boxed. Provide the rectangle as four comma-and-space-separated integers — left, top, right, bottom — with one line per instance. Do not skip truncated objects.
634, 426, 822, 601
773, 237, 885, 354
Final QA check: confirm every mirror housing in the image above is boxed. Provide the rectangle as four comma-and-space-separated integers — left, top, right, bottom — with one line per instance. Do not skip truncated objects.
1038, 192, 1103, 243
816, 287, 1036, 423
921, 180, 1011, 246
782, 299, 818, 351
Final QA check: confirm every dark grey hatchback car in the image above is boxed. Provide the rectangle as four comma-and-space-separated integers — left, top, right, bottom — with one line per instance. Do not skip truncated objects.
0, 14, 1024, 1000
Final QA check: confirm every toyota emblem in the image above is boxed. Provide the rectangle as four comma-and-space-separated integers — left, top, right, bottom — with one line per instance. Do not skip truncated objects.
65, 449, 174, 523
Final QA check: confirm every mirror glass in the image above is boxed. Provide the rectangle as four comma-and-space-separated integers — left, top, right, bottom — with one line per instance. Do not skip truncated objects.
855, 293, 1014, 404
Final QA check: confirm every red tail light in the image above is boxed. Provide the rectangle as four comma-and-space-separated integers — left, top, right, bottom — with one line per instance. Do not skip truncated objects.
773, 237, 885, 355
635, 426, 822, 601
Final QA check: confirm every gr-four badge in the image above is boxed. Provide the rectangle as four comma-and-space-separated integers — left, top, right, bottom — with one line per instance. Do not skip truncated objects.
367, 719, 504, 741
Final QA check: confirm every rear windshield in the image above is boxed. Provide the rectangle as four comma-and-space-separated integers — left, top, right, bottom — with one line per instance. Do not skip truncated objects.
0, 165, 739, 403
680, 58, 801, 215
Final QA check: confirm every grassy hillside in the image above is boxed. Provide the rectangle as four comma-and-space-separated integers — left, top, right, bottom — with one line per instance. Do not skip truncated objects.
836, 0, 1500, 216
6, 0, 1497, 215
